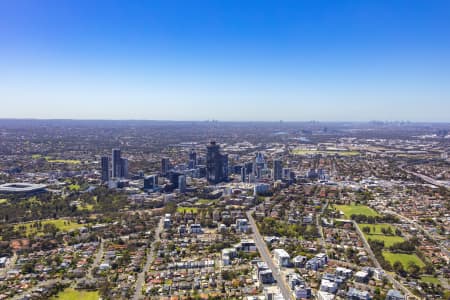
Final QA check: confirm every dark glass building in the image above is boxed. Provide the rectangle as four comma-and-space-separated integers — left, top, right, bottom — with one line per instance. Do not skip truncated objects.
206, 141, 228, 184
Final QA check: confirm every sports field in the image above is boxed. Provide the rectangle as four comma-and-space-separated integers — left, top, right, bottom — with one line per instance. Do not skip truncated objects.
382, 251, 425, 268
50, 288, 99, 300
177, 206, 198, 213
15, 219, 84, 236
358, 223, 405, 247
335, 203, 380, 218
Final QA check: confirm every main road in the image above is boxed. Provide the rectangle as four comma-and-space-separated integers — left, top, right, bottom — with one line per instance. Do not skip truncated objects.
399, 165, 450, 190
133, 216, 164, 300
352, 220, 419, 300
247, 210, 293, 300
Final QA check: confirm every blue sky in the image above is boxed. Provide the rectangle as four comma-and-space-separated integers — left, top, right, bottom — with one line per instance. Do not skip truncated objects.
0, 0, 449, 121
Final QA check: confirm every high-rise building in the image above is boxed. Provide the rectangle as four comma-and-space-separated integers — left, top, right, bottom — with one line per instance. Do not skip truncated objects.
189, 149, 197, 168
161, 157, 170, 176
206, 141, 228, 184
178, 175, 186, 193
112, 148, 122, 178
121, 158, 129, 179
273, 159, 283, 181
101, 156, 110, 182
144, 175, 158, 190
241, 165, 246, 182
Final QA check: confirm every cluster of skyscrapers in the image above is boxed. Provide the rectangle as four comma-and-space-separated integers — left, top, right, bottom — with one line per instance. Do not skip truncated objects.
101, 142, 289, 191
101, 148, 129, 182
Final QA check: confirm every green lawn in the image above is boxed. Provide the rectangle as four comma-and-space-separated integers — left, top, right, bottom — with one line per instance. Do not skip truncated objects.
335, 203, 380, 218
77, 203, 94, 211
420, 275, 441, 285
359, 223, 405, 247
197, 198, 216, 204
177, 206, 198, 213
50, 288, 99, 300
0, 199, 8, 204
69, 184, 81, 191
382, 251, 425, 268
15, 219, 84, 236
31, 154, 42, 159
46, 157, 81, 164
366, 235, 405, 247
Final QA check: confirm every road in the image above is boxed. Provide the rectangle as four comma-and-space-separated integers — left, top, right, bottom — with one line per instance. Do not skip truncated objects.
85, 238, 104, 280
385, 210, 450, 290
133, 216, 164, 300
316, 199, 329, 250
352, 220, 419, 300
247, 211, 293, 300
399, 166, 450, 190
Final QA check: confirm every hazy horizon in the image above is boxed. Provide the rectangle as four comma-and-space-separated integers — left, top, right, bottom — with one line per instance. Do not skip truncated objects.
1, 1, 450, 122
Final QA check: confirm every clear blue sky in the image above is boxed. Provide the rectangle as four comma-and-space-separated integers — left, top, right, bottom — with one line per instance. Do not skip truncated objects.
0, 0, 449, 121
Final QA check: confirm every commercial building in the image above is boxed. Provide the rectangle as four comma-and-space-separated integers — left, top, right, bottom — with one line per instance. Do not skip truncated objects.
206, 141, 228, 184
273, 248, 290, 267
111, 148, 128, 178
273, 159, 283, 181
112, 148, 121, 178
178, 175, 186, 193
144, 175, 158, 190
161, 157, 170, 176
189, 149, 197, 168
101, 156, 110, 182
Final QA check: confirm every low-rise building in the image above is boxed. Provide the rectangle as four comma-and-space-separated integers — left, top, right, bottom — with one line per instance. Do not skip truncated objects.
273, 249, 290, 267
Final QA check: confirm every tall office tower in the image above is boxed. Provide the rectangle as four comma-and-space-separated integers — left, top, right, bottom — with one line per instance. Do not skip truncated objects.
112, 148, 122, 178
120, 158, 129, 179
282, 168, 291, 180
101, 156, 110, 182
206, 141, 228, 184
189, 149, 197, 168
144, 175, 158, 190
161, 157, 170, 176
273, 159, 283, 181
178, 175, 186, 193
241, 166, 246, 182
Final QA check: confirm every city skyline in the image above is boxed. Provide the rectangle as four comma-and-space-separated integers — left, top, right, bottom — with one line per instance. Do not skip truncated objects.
1, 0, 450, 121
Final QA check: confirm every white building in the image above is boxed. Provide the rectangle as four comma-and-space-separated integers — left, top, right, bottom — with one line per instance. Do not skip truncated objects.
189, 223, 203, 234
273, 249, 291, 267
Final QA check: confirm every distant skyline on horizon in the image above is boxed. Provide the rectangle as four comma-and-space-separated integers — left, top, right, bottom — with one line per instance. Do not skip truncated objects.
1, 1, 450, 122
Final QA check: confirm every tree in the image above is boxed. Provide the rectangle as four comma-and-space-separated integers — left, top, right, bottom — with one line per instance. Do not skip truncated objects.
407, 262, 421, 278
362, 226, 371, 234
393, 261, 405, 276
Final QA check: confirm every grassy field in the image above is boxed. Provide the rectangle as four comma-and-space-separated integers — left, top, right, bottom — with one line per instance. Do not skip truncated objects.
382, 251, 425, 268
335, 203, 380, 218
177, 206, 198, 213
50, 288, 99, 300
358, 223, 405, 247
68, 184, 81, 191
77, 203, 94, 211
196, 199, 216, 204
292, 149, 360, 156
420, 275, 441, 285
366, 234, 405, 247
0, 199, 8, 204
45, 157, 81, 164
15, 219, 84, 236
